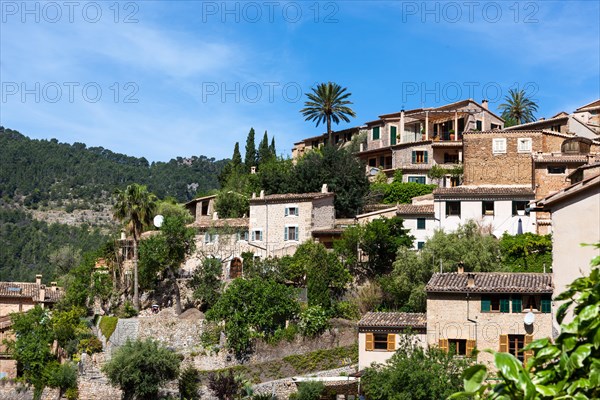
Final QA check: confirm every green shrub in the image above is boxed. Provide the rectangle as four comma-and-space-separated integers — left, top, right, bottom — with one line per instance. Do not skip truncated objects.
299, 306, 330, 337
121, 301, 139, 318
98, 316, 118, 340
200, 323, 223, 348
178, 365, 200, 400
294, 381, 325, 400
268, 323, 299, 344
332, 301, 360, 320
78, 336, 103, 354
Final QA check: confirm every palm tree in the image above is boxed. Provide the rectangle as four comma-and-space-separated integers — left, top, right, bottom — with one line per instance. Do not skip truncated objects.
498, 89, 539, 126
113, 184, 157, 310
300, 82, 357, 146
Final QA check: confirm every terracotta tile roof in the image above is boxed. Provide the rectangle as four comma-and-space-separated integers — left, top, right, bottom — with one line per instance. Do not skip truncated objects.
189, 218, 249, 229
575, 99, 600, 111
533, 154, 592, 163
464, 129, 575, 139
249, 192, 334, 203
426, 272, 553, 294
396, 204, 434, 215
433, 186, 534, 198
503, 116, 569, 130
311, 228, 345, 236
0, 282, 64, 302
358, 312, 427, 329
184, 194, 217, 206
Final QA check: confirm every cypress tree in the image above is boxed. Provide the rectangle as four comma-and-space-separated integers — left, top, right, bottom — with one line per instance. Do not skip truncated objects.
232, 142, 242, 168
269, 137, 276, 157
257, 131, 271, 166
244, 128, 256, 171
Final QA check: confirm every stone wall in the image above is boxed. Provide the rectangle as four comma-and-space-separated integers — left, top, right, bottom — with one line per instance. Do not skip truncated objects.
0, 380, 59, 400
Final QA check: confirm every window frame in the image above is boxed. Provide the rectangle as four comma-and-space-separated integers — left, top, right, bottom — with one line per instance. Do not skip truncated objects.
366, 332, 395, 352
251, 230, 263, 242
237, 231, 249, 242
284, 225, 299, 241
412, 150, 429, 164
492, 138, 507, 154
408, 176, 426, 184
448, 339, 468, 356
446, 201, 461, 217
285, 206, 299, 217
416, 218, 426, 230
512, 201, 530, 216
547, 165, 566, 174
373, 126, 380, 140
517, 137, 532, 153
482, 201, 495, 216
417, 241, 425, 250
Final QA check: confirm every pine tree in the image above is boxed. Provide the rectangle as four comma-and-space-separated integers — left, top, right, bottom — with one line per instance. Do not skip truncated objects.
257, 131, 271, 166
232, 142, 242, 168
244, 128, 256, 171
269, 137, 276, 157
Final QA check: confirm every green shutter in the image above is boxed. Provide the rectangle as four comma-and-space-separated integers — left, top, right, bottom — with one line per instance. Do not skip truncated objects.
373, 127, 380, 140
390, 126, 397, 145
424, 151, 429, 163
412, 151, 416, 163
541, 298, 551, 313
284, 228, 288, 241
500, 298, 510, 313
481, 297, 490, 313
512, 296, 522, 313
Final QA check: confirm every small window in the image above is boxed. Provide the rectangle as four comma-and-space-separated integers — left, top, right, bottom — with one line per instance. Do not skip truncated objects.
417, 241, 425, 250
547, 166, 566, 174
285, 207, 299, 217
373, 333, 391, 350
373, 127, 380, 140
369, 158, 377, 167
512, 201, 530, 216
508, 334, 526, 362
551, 124, 561, 132
444, 153, 459, 163
493, 138, 507, 154
284, 226, 299, 241
491, 123, 501, 130
204, 232, 217, 244
446, 201, 461, 217
482, 295, 510, 313
540, 297, 551, 313
482, 201, 495, 216
448, 339, 467, 356
518, 138, 532, 153
237, 231, 249, 241
417, 218, 426, 230
412, 150, 429, 164
251, 230, 263, 241
476, 120, 482, 130
408, 176, 426, 184
523, 295, 540, 311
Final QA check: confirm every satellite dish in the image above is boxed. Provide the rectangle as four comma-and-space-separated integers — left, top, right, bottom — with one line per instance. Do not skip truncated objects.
153, 215, 164, 228
524, 311, 535, 326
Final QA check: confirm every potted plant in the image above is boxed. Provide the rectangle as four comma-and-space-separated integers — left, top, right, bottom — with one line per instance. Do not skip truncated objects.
449, 129, 455, 141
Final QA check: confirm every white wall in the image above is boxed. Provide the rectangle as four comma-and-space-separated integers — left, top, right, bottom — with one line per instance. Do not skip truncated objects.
435, 199, 536, 237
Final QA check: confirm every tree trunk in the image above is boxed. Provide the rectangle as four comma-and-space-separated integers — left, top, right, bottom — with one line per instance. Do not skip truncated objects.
133, 239, 140, 310
169, 268, 182, 315
327, 116, 333, 146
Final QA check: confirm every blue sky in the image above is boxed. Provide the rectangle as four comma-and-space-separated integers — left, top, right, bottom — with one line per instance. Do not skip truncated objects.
1, 1, 598, 161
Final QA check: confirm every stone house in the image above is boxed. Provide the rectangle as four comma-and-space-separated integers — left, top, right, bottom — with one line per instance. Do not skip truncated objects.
357, 312, 427, 370
184, 186, 336, 277
356, 99, 503, 182
291, 126, 362, 160
535, 170, 600, 327
425, 269, 554, 366
505, 99, 600, 138
0, 275, 64, 379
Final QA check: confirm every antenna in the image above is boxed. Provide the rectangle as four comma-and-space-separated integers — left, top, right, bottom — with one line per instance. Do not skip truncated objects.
524, 312, 535, 326
153, 215, 164, 228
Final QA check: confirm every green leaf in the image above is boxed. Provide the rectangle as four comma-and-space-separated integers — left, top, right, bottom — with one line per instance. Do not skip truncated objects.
535, 384, 557, 397
556, 301, 571, 324
462, 364, 488, 393
525, 337, 549, 350
569, 343, 593, 369
534, 345, 561, 360
494, 352, 523, 384
593, 326, 600, 349
561, 335, 578, 352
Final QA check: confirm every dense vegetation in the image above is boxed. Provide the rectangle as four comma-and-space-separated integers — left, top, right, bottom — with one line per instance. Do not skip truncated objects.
0, 127, 227, 205
0, 206, 108, 282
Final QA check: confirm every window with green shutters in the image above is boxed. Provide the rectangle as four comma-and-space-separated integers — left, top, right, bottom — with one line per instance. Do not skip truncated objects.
481, 297, 491, 312
512, 296, 522, 313
540, 298, 551, 313
500, 298, 510, 313
417, 218, 426, 230
390, 126, 397, 145
373, 127, 380, 140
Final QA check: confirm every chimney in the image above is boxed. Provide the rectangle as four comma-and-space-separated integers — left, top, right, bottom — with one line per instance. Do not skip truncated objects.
481, 99, 488, 110
35, 274, 42, 286
50, 282, 57, 291
321, 184, 328, 193
120, 230, 126, 240
260, 190, 265, 199
457, 262, 464, 274
252, 192, 256, 199
250, 166, 257, 174
467, 273, 475, 288
39, 284, 46, 302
